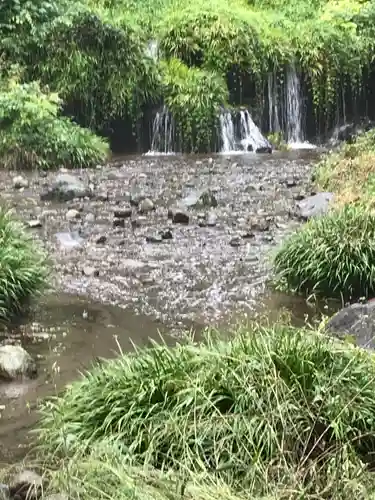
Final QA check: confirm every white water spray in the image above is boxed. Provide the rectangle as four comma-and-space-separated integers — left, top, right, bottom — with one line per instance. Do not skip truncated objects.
146, 107, 175, 155
219, 109, 271, 154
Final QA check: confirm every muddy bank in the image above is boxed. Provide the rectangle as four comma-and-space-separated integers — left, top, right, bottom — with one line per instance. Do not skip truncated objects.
4, 151, 319, 326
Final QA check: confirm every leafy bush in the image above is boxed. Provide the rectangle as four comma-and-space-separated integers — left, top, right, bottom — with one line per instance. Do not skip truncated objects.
273, 204, 375, 300
38, 322, 375, 498
0, 207, 48, 322
0, 78, 109, 169
21, 6, 160, 131
161, 59, 228, 152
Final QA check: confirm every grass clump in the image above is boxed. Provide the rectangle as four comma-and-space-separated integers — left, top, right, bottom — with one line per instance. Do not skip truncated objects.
0, 207, 49, 322
0, 78, 109, 169
273, 204, 375, 300
38, 322, 375, 498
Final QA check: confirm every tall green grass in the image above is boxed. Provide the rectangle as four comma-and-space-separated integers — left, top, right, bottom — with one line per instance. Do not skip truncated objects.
38, 322, 375, 498
273, 204, 375, 300
0, 207, 49, 322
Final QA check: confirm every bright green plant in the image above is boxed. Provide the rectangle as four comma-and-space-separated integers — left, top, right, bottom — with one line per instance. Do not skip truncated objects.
161, 59, 228, 152
273, 204, 375, 300
0, 207, 49, 323
0, 78, 109, 169
38, 322, 375, 498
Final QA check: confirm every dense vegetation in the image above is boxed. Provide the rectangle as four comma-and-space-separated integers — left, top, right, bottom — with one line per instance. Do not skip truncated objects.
38, 323, 375, 499
1, 0, 375, 157
0, 207, 48, 322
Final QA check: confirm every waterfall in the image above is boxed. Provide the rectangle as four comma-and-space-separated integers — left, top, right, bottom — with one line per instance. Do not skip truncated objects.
267, 72, 280, 133
219, 109, 271, 154
146, 40, 158, 61
219, 111, 236, 152
286, 64, 303, 144
146, 106, 175, 155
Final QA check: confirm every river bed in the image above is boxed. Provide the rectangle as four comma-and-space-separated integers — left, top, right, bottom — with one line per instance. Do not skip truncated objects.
0, 150, 324, 461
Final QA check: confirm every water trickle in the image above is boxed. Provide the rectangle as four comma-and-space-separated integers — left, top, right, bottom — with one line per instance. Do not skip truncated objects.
146, 40, 159, 61
267, 72, 280, 133
286, 64, 303, 144
219, 111, 236, 152
220, 109, 271, 154
146, 106, 175, 155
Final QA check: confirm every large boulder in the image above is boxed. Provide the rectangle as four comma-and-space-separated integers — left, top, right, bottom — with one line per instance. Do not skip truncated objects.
0, 346, 37, 381
325, 300, 375, 349
296, 192, 334, 220
40, 174, 92, 202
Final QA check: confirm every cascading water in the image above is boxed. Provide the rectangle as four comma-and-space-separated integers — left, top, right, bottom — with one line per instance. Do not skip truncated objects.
283, 65, 316, 149
219, 111, 236, 152
285, 64, 303, 144
267, 72, 280, 133
146, 107, 175, 155
219, 109, 271, 154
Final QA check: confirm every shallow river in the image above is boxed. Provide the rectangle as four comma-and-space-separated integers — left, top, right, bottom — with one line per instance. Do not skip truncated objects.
0, 150, 330, 461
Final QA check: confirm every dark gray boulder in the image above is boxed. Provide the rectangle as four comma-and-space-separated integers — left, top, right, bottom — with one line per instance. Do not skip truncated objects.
325, 300, 375, 349
296, 192, 334, 220
41, 174, 91, 202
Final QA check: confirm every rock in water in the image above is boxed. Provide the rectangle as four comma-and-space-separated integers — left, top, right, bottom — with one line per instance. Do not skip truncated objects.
13, 176, 29, 189
325, 301, 375, 349
0, 346, 37, 381
296, 192, 334, 220
10, 470, 43, 500
182, 190, 218, 209
139, 198, 155, 213
40, 174, 91, 202
0, 484, 9, 500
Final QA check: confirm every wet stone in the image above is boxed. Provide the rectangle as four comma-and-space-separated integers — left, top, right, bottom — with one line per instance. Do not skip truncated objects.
113, 218, 125, 228
66, 209, 80, 221
82, 266, 99, 277
146, 234, 163, 244
0, 346, 37, 381
160, 229, 173, 240
10, 470, 43, 500
114, 208, 132, 219
0, 484, 9, 500
169, 207, 189, 224
296, 192, 334, 220
13, 175, 29, 189
95, 235, 107, 245
40, 173, 91, 202
139, 198, 155, 214
27, 220, 42, 229
229, 237, 243, 247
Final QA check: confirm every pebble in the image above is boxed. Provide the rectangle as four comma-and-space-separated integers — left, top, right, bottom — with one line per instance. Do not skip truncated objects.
66, 209, 80, 221
13, 176, 29, 189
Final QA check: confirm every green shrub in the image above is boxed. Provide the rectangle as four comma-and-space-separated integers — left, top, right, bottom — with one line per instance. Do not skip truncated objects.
22, 6, 161, 131
161, 59, 228, 152
0, 207, 48, 322
38, 322, 375, 497
0, 78, 109, 169
273, 204, 375, 300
